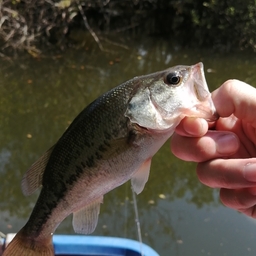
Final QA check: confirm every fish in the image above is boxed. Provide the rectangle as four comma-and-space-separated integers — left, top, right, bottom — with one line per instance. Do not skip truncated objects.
3, 62, 217, 256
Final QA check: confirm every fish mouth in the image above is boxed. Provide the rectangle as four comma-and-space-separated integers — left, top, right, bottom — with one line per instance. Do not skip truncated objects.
192, 62, 210, 101
191, 104, 219, 122
190, 62, 219, 122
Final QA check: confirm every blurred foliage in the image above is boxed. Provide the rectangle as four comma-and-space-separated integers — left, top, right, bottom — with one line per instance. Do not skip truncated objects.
0, 0, 255, 55
169, 0, 256, 51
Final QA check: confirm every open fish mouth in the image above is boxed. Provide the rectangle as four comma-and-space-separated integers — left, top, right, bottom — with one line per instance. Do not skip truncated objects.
191, 104, 219, 122
190, 62, 219, 122
125, 62, 219, 131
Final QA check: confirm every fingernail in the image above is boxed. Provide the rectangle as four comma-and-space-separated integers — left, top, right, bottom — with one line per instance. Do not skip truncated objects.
216, 134, 239, 154
243, 163, 256, 182
184, 117, 207, 136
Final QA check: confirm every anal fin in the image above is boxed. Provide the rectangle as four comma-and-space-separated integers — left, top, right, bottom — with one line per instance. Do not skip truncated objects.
131, 158, 152, 194
72, 196, 103, 234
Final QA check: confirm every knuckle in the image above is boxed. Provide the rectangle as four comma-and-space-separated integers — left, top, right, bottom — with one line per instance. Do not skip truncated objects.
220, 188, 255, 209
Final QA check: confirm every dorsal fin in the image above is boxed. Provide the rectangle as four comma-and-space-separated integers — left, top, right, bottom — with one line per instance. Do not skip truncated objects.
131, 158, 151, 194
21, 146, 54, 196
72, 196, 103, 234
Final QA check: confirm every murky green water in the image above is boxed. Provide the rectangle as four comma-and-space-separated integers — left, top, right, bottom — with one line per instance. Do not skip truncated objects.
1, 34, 256, 256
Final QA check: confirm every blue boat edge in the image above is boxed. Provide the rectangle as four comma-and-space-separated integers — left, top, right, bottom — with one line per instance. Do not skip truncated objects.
1, 234, 159, 256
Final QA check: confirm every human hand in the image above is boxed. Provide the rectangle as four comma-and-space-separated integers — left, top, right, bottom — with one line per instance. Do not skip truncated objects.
171, 79, 256, 217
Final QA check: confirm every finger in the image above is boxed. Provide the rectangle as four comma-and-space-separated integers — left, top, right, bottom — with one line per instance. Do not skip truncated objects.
239, 206, 256, 218
220, 188, 256, 214
171, 130, 239, 162
212, 80, 256, 126
215, 116, 256, 157
238, 187, 256, 218
175, 117, 208, 137
197, 158, 256, 189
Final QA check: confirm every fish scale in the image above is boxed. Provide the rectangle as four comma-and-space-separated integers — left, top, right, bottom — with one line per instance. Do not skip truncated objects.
19, 82, 139, 239
3, 62, 217, 256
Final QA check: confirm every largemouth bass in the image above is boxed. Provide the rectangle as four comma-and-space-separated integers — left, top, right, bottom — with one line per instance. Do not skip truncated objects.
3, 62, 217, 256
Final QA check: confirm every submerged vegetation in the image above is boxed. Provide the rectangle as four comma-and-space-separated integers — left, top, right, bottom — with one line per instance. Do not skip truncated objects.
0, 0, 256, 55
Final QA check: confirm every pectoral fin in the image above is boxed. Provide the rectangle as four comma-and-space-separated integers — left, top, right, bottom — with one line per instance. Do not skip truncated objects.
72, 196, 103, 234
131, 158, 151, 194
21, 146, 54, 196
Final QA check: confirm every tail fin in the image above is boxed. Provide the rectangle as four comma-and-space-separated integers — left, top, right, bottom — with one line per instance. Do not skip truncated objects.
2, 228, 54, 256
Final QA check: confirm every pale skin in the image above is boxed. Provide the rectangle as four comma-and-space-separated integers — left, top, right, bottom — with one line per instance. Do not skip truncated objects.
171, 79, 256, 218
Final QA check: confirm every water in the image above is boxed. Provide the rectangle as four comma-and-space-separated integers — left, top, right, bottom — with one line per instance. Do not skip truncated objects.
1, 34, 256, 256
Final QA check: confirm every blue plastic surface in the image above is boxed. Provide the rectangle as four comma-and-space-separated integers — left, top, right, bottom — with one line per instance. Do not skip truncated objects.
53, 235, 159, 256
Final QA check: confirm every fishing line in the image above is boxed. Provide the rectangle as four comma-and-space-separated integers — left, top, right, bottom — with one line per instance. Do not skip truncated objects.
123, 182, 128, 239
132, 186, 144, 256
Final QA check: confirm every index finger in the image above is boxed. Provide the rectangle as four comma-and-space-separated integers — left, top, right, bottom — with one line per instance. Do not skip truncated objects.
212, 79, 256, 126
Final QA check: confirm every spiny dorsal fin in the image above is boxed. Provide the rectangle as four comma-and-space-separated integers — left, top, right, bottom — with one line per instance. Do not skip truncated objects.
131, 158, 151, 194
21, 146, 54, 196
72, 196, 103, 234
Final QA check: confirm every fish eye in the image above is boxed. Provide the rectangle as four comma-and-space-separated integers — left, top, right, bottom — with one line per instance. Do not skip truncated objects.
165, 72, 181, 86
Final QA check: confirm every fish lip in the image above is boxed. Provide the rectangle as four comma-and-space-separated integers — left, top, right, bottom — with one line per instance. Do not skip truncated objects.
192, 62, 204, 77
190, 62, 219, 122
191, 103, 219, 122
206, 111, 219, 122
191, 62, 210, 101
